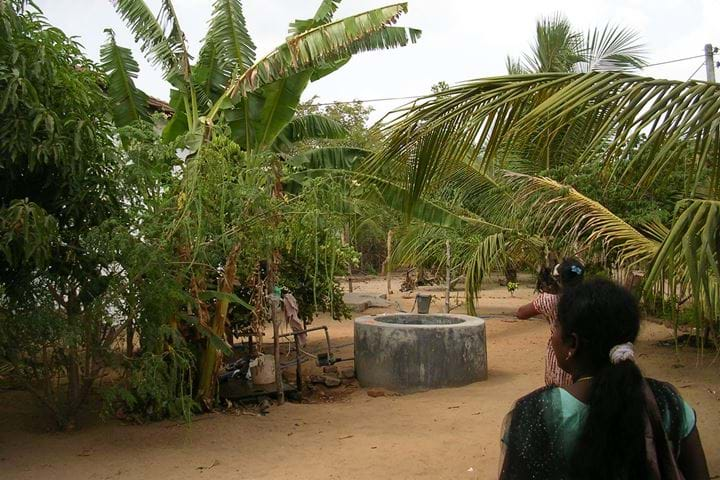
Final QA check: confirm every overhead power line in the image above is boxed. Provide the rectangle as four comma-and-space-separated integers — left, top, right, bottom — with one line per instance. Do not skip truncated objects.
642, 53, 706, 68
309, 52, 711, 106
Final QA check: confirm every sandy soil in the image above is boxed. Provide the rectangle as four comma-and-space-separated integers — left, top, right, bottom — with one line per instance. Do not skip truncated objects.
1, 275, 718, 480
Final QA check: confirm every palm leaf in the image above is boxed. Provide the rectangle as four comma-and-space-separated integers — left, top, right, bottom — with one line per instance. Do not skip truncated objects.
505, 172, 660, 266
99, 29, 151, 127
645, 200, 720, 332
374, 72, 720, 199
527, 14, 583, 73
580, 23, 647, 72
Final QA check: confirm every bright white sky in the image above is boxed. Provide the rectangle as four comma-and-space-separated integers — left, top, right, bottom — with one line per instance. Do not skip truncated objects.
37, 0, 720, 123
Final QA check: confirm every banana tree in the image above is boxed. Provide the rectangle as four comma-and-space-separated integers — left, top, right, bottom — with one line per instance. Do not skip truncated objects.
105, 0, 420, 153
102, 0, 420, 406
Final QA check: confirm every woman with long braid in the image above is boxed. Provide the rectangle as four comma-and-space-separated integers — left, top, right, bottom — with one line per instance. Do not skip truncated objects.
501, 279, 709, 479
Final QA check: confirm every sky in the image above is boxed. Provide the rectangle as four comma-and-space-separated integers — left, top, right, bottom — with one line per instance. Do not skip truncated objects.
36, 0, 720, 123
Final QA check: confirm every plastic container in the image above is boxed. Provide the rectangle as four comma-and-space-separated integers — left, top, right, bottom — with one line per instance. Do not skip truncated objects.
416, 293, 432, 314
251, 354, 276, 385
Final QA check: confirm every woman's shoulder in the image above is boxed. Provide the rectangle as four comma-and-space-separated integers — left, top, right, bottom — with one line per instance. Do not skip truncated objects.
511, 385, 559, 412
646, 377, 696, 441
532, 292, 559, 311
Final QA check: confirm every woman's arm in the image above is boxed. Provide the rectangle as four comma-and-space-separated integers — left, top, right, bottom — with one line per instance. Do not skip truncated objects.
516, 302, 540, 319
678, 425, 710, 479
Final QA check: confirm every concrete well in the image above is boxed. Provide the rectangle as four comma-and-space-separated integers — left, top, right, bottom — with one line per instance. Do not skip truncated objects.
354, 313, 487, 392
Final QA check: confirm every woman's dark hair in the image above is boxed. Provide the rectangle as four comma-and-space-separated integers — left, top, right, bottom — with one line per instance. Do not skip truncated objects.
536, 266, 559, 294
557, 278, 645, 479
556, 257, 584, 289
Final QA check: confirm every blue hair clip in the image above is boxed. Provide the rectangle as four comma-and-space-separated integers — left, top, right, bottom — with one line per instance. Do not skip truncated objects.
570, 265, 583, 275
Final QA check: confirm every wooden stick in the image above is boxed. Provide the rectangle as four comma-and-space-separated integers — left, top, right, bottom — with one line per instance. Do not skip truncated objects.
271, 297, 283, 405
445, 240, 451, 313
386, 229, 393, 297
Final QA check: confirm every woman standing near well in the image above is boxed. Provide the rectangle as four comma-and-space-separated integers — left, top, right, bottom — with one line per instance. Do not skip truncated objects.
516, 258, 585, 386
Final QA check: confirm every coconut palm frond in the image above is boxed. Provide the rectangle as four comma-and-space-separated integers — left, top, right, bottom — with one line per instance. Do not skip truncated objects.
506, 56, 529, 75
527, 14, 583, 73
645, 200, 720, 329
374, 72, 720, 200
392, 223, 449, 268
463, 232, 510, 315
505, 172, 660, 266
99, 29, 151, 127
580, 23, 647, 72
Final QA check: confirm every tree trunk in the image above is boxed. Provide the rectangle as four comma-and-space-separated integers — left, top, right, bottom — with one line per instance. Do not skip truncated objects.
196, 245, 240, 408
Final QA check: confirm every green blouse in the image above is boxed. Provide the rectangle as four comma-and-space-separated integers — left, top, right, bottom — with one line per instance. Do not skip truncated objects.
502, 387, 696, 458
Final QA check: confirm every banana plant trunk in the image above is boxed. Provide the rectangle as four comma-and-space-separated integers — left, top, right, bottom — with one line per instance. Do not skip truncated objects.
197, 245, 240, 408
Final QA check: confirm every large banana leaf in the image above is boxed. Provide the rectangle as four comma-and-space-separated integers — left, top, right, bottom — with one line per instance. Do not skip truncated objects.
273, 114, 348, 152
288, 147, 369, 171
192, 38, 226, 107
289, 0, 342, 35
99, 29, 150, 127
204, 0, 256, 74
223, 3, 420, 99
254, 71, 313, 149
112, 0, 182, 80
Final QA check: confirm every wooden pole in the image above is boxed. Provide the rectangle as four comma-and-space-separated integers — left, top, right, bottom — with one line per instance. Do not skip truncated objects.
386, 229, 393, 297
294, 334, 302, 401
445, 240, 451, 313
271, 296, 284, 404
343, 224, 353, 293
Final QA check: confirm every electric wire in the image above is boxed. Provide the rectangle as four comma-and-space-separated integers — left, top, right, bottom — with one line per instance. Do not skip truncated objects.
310, 52, 714, 106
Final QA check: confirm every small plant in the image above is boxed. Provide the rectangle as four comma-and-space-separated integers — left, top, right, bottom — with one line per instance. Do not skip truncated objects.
507, 281, 519, 296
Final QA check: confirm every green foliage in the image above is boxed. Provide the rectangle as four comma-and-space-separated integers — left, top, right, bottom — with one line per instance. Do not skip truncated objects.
0, 2, 127, 429
542, 161, 680, 227
297, 98, 382, 151
100, 29, 151, 127
103, 342, 198, 423
506, 14, 646, 74
280, 176, 357, 322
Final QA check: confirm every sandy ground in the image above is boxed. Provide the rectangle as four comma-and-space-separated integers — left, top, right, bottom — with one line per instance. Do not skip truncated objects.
1, 275, 718, 480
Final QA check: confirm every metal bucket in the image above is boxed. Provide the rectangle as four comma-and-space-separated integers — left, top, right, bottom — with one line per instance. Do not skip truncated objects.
416, 293, 432, 314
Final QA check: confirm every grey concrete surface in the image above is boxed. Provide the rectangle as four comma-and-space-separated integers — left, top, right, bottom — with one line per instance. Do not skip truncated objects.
354, 314, 487, 392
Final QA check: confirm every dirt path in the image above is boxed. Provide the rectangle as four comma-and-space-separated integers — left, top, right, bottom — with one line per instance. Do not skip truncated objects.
1, 277, 718, 479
